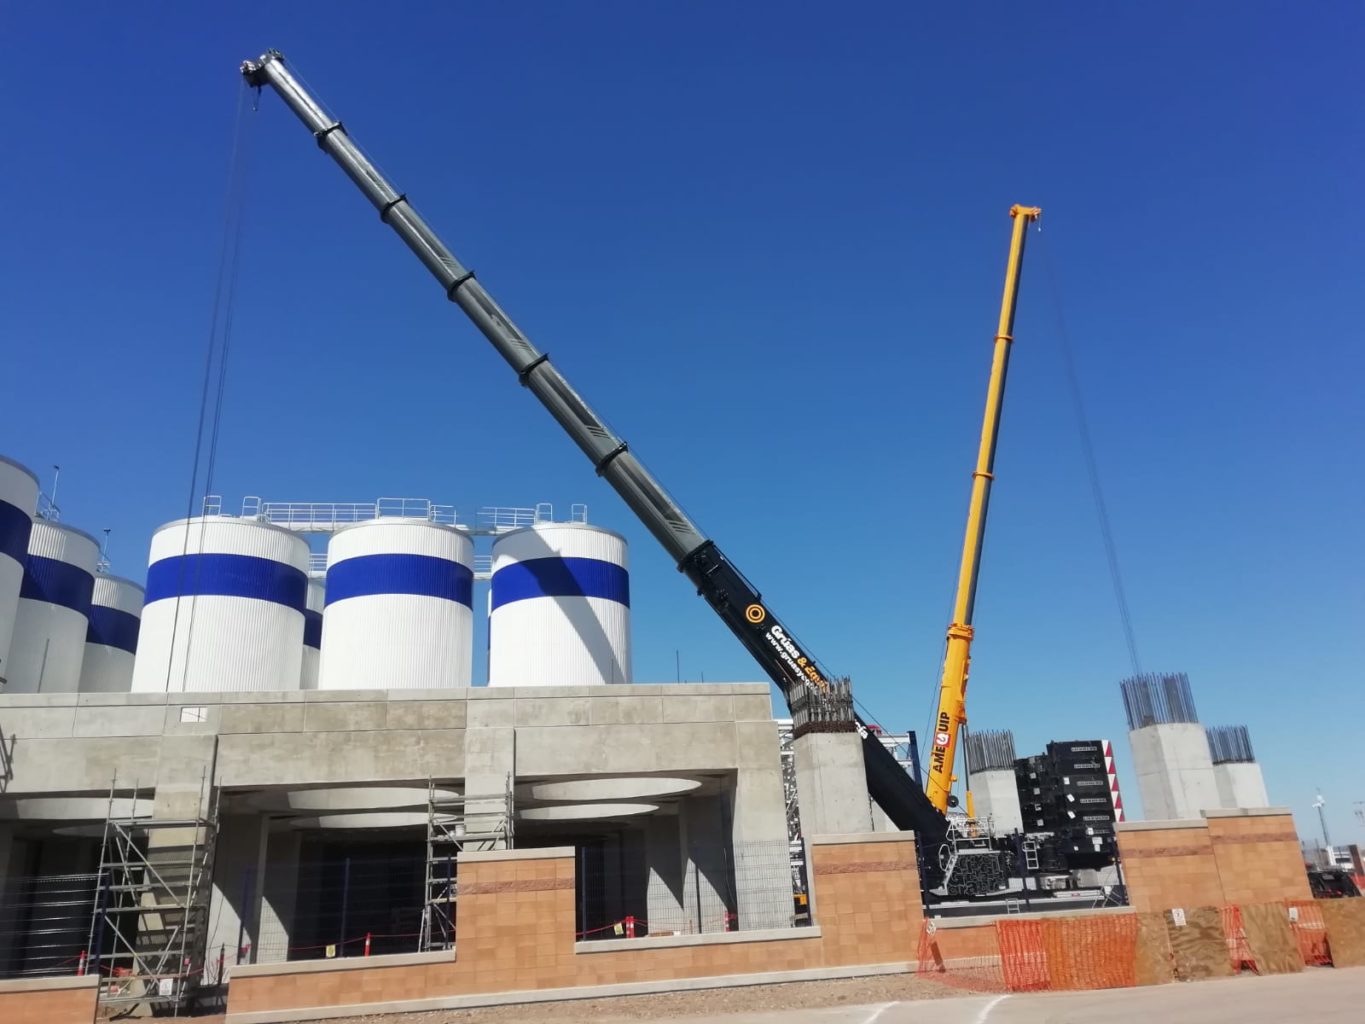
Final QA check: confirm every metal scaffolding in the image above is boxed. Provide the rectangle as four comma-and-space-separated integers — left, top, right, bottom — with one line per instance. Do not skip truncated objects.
86, 776, 219, 1015
418, 777, 514, 952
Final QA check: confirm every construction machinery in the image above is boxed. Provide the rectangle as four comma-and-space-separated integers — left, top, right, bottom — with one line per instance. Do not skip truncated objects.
240, 50, 1036, 883
924, 205, 1040, 817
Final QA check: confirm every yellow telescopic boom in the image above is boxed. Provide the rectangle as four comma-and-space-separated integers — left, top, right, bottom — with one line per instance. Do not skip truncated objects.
923, 204, 1041, 815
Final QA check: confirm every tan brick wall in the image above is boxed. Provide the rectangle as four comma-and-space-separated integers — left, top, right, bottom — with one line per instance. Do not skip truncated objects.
227, 836, 925, 1018
1116, 825, 1225, 913
1119, 814, 1312, 913
1207, 814, 1310, 906
0, 979, 98, 1024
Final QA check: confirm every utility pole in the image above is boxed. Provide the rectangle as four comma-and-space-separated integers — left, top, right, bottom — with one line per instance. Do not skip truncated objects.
1313, 790, 1332, 849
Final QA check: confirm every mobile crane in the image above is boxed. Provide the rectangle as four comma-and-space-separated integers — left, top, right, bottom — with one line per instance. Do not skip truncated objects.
924, 206, 1039, 817
240, 51, 1028, 878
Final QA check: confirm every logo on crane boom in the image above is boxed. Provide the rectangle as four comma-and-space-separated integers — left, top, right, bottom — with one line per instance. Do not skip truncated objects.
930, 710, 952, 775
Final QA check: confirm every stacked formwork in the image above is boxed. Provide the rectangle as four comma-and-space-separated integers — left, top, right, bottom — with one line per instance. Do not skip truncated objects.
1014, 740, 1118, 870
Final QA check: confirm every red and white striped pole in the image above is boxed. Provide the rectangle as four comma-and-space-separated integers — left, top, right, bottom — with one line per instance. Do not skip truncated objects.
76, 950, 87, 976
624, 916, 636, 939
364, 932, 372, 957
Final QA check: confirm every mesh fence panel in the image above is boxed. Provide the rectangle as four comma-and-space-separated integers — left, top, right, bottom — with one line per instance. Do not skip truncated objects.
0, 872, 99, 978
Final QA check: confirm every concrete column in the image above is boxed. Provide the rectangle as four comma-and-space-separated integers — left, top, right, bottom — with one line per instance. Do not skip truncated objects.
972, 769, 1024, 835
256, 829, 301, 965
644, 812, 685, 934
1129, 724, 1221, 819
1213, 762, 1270, 810
792, 731, 874, 837
206, 814, 267, 967
730, 765, 795, 931
679, 795, 729, 934
463, 726, 513, 851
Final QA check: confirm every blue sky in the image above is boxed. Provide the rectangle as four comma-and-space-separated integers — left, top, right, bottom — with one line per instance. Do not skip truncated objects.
2, 4, 1361, 841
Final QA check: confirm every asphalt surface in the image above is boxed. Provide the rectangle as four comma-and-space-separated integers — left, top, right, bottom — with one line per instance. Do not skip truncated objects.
655, 967, 1365, 1024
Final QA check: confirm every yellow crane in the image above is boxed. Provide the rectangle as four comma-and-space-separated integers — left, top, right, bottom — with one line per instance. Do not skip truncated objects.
923, 204, 1041, 816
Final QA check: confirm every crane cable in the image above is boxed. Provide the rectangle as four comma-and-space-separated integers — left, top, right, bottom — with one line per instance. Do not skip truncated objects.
1035, 227, 1144, 678
161, 82, 256, 693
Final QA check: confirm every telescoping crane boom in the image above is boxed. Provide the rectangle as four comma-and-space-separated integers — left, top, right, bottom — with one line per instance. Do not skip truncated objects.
923, 205, 1040, 816
240, 51, 946, 849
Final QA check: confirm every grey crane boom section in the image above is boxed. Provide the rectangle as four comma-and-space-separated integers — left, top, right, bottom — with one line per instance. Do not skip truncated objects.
241, 50, 949, 852
240, 53, 705, 566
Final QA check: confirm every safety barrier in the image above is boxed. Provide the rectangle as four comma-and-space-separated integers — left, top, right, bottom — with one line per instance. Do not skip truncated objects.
922, 914, 1138, 994
1287, 900, 1332, 967
912, 921, 1005, 993
1221, 905, 1257, 973
996, 920, 1048, 992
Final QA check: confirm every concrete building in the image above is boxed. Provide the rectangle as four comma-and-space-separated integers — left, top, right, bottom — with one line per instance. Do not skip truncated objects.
0, 683, 794, 977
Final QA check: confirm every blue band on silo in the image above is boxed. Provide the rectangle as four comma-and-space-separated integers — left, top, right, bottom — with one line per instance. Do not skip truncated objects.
86, 605, 141, 654
303, 609, 323, 648
145, 553, 308, 611
490, 556, 630, 611
0, 500, 32, 565
325, 554, 474, 608
20, 555, 95, 614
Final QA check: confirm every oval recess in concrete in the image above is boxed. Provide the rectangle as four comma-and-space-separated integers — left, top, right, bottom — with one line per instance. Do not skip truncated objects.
0, 797, 152, 821
244, 786, 457, 812
519, 802, 659, 821
517, 777, 700, 802
286, 811, 430, 830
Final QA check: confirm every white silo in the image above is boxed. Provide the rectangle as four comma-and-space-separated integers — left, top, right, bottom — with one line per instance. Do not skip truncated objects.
0, 456, 40, 683
7, 520, 100, 692
78, 574, 144, 693
131, 517, 310, 693
488, 523, 630, 687
300, 577, 325, 689
318, 520, 474, 689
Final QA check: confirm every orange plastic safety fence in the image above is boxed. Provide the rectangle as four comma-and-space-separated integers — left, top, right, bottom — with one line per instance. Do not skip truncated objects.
996, 919, 1048, 992
1221, 905, 1257, 973
1287, 900, 1332, 966
913, 921, 1006, 993
1041, 914, 1139, 991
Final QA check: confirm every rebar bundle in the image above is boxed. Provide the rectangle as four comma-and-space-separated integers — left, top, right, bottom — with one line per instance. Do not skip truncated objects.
964, 729, 1017, 773
1206, 724, 1256, 764
1120, 671, 1198, 730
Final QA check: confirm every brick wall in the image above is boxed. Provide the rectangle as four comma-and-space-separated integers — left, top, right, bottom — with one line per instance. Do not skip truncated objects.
1117, 808, 1310, 913
0, 975, 99, 1024
226, 833, 923, 1021
1117, 820, 1225, 913
1205, 810, 1310, 906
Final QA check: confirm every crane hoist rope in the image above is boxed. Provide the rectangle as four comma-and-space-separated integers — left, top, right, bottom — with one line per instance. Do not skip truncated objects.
1036, 230, 1144, 679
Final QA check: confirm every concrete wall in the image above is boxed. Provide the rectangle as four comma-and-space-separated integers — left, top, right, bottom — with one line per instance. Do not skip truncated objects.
0, 686, 786, 802
1128, 723, 1220, 820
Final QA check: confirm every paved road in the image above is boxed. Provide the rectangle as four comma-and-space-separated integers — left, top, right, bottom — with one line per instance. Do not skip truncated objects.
665, 968, 1365, 1024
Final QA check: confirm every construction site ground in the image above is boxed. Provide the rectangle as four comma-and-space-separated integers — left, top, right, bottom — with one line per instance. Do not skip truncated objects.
243, 964, 1365, 1024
